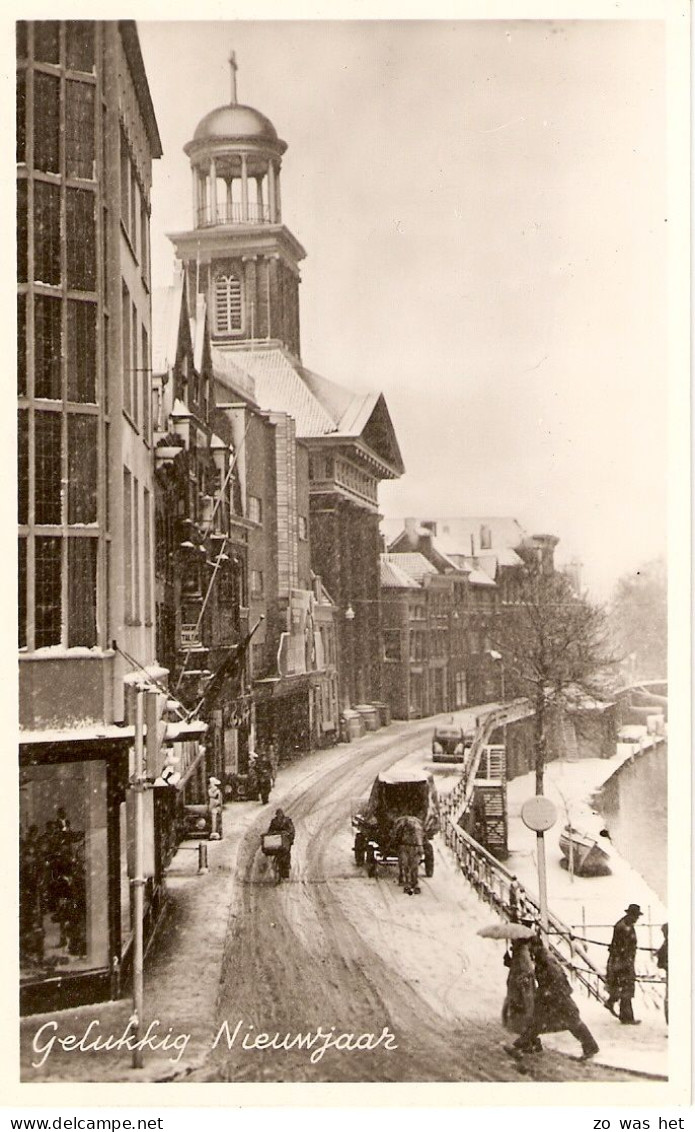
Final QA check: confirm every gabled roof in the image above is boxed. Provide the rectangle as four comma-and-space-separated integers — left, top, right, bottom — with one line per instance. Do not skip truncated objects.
380, 556, 420, 589
219, 346, 404, 476
382, 516, 527, 557
381, 552, 438, 586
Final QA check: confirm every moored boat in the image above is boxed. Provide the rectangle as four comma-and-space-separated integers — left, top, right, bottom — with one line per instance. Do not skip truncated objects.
559, 824, 612, 876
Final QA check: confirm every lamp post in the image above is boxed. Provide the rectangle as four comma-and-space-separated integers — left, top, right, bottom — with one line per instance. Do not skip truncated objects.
344, 603, 355, 709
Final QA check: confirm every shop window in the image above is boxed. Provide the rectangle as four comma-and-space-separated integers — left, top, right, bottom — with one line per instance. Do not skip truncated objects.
16, 70, 26, 164
18, 409, 28, 524
33, 72, 60, 174
34, 535, 62, 647
34, 181, 61, 286
20, 760, 109, 981
33, 21, 60, 65
18, 537, 27, 648
66, 21, 95, 73
35, 293, 62, 399
67, 300, 96, 402
35, 411, 62, 524
67, 415, 97, 523
215, 274, 242, 334
66, 80, 95, 180
66, 188, 96, 290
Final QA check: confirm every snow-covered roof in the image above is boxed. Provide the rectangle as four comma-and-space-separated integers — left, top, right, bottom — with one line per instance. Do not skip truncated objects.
380, 556, 420, 589
151, 275, 185, 377
467, 568, 497, 587
382, 517, 527, 557
381, 552, 438, 586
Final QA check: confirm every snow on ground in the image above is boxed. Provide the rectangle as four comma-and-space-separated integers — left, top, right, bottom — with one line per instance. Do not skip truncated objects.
506, 751, 668, 1077
375, 728, 669, 1079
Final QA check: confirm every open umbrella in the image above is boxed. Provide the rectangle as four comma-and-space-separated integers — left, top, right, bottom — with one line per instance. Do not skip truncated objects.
477, 922, 536, 941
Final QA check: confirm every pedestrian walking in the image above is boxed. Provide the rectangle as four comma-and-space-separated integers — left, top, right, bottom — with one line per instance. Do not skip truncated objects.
654, 923, 668, 1024
504, 939, 599, 1061
508, 875, 522, 922
208, 776, 223, 840
605, 903, 642, 1024
392, 815, 424, 895
255, 754, 273, 805
502, 938, 541, 1050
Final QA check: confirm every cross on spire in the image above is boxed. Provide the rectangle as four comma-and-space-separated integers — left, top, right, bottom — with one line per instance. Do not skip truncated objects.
228, 51, 238, 105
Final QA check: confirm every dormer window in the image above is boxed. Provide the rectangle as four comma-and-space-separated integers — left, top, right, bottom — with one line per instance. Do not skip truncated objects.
215, 272, 243, 334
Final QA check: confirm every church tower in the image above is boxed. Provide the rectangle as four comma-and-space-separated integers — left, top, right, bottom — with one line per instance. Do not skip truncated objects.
168, 54, 304, 360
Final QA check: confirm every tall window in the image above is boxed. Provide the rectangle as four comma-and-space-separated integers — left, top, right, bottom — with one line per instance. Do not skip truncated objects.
215, 273, 242, 334
122, 281, 132, 418
17, 21, 103, 653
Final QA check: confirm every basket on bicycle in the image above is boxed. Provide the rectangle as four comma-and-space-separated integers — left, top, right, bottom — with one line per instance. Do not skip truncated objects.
261, 832, 286, 856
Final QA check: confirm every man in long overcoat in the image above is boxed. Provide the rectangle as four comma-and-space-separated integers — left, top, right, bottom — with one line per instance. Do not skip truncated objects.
392, 815, 424, 895
505, 940, 599, 1061
605, 903, 642, 1024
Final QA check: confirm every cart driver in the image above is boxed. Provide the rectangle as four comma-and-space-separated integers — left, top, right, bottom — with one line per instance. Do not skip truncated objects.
267, 808, 295, 880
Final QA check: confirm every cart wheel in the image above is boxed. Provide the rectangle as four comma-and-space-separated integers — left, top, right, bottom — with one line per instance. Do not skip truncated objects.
354, 834, 366, 867
366, 845, 377, 878
424, 841, 435, 878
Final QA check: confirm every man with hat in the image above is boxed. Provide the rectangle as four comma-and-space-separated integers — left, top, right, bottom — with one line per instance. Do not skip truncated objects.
605, 903, 643, 1024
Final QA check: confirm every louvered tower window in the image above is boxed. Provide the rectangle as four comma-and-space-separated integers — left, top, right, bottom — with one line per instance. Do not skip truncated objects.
215, 273, 243, 334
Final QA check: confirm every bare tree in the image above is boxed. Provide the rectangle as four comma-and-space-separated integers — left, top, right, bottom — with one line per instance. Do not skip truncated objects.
609, 557, 667, 682
491, 561, 617, 795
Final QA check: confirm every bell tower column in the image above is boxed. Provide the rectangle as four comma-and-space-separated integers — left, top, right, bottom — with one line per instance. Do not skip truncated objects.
241, 153, 249, 222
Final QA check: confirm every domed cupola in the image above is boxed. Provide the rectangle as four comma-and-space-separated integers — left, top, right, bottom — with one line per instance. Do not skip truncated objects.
184, 53, 287, 228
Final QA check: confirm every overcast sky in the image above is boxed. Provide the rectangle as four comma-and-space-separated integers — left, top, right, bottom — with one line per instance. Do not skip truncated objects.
138, 19, 668, 599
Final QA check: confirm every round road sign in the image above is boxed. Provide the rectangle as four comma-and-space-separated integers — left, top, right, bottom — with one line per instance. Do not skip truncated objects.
521, 795, 558, 832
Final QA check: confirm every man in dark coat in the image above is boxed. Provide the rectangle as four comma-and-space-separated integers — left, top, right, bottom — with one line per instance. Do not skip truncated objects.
605, 903, 642, 1024
392, 815, 424, 895
505, 940, 599, 1061
267, 808, 295, 879
655, 923, 668, 1023
255, 755, 273, 805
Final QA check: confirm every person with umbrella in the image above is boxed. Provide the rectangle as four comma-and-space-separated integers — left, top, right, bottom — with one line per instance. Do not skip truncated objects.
502, 919, 541, 1051
504, 938, 599, 1062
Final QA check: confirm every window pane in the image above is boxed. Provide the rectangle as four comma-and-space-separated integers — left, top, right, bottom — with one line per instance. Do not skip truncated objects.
16, 22, 28, 59
18, 409, 28, 524
141, 325, 149, 439
123, 468, 132, 620
120, 130, 130, 232
35, 411, 62, 524
33, 72, 60, 174
34, 293, 62, 399
121, 284, 131, 417
16, 70, 26, 163
35, 535, 62, 647
34, 22, 60, 65
66, 81, 95, 179
18, 537, 27, 648
34, 181, 61, 286
17, 180, 28, 283
131, 301, 139, 427
66, 21, 95, 73
143, 489, 151, 622
67, 300, 96, 402
66, 189, 96, 290
67, 415, 97, 524
68, 538, 97, 646
17, 293, 26, 395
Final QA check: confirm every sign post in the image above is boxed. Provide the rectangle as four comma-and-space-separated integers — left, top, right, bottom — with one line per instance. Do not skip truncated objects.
131, 687, 146, 1069
520, 795, 558, 933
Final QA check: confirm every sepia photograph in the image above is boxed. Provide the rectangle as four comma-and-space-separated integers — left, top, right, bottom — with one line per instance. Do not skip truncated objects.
14, 6, 688, 1103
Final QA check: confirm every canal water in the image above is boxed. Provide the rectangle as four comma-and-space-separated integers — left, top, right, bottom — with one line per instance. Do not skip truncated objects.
594, 744, 667, 905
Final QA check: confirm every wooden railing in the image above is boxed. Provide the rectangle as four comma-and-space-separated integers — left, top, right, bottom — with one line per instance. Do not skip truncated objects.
441, 702, 665, 1014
